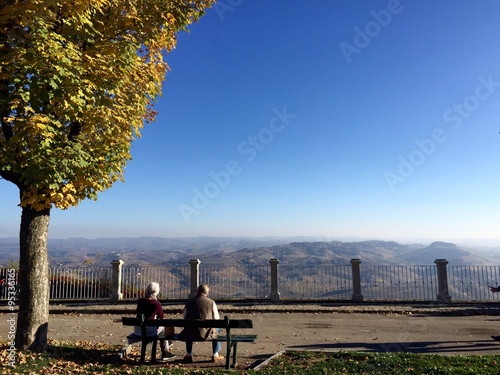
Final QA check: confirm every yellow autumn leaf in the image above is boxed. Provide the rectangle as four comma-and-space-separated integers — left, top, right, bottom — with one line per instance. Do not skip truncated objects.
1, 1, 215, 350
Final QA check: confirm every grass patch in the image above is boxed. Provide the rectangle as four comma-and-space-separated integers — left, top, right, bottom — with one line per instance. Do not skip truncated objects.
259, 351, 500, 374
3, 342, 500, 374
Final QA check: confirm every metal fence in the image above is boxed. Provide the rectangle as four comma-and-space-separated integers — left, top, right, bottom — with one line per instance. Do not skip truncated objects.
121, 265, 190, 300
49, 266, 112, 299
2, 263, 500, 302
448, 266, 500, 302
279, 265, 352, 299
199, 265, 269, 299
360, 265, 438, 301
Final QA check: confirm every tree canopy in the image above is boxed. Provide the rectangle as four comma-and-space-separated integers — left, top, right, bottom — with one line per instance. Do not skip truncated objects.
0, 0, 214, 210
0, 0, 214, 351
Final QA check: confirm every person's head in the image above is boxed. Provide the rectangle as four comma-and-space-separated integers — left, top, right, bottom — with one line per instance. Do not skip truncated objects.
145, 282, 160, 299
197, 284, 210, 296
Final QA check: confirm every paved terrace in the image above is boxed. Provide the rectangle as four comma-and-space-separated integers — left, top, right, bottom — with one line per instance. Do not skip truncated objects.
2, 302, 500, 369
1, 300, 499, 315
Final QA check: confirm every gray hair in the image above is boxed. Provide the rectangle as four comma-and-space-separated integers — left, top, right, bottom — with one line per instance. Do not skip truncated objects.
146, 282, 160, 298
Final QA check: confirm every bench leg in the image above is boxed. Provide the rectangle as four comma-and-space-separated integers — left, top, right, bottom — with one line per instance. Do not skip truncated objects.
140, 341, 147, 364
232, 342, 238, 368
151, 339, 158, 362
225, 339, 231, 370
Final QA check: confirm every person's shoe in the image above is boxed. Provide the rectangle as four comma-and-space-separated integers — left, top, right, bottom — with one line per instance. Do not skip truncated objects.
492, 335, 500, 341
211, 354, 225, 363
161, 351, 176, 360
183, 354, 193, 363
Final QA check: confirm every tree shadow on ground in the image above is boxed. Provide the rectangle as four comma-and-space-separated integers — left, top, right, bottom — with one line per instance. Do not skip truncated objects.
288, 339, 500, 354
245, 353, 277, 369
42, 342, 121, 365
117, 350, 268, 370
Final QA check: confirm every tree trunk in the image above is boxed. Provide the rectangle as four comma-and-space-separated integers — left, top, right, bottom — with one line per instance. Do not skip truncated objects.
15, 206, 50, 351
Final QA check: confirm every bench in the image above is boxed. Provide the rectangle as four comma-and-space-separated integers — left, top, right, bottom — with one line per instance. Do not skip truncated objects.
122, 315, 257, 369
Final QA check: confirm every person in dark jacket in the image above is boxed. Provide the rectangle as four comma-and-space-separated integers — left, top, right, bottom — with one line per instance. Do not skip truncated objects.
134, 282, 175, 361
180, 284, 224, 363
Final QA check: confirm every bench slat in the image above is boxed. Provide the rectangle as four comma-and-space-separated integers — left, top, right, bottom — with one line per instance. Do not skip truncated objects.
122, 317, 141, 326
214, 334, 257, 342
122, 317, 253, 329
128, 333, 256, 342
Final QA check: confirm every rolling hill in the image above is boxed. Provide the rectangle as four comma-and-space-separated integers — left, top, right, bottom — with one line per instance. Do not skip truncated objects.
0, 237, 497, 267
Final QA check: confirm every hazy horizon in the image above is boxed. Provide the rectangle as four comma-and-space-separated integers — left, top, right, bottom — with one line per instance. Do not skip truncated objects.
2, 234, 500, 249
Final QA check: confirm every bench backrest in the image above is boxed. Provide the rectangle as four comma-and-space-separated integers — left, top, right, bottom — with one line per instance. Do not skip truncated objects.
122, 315, 253, 329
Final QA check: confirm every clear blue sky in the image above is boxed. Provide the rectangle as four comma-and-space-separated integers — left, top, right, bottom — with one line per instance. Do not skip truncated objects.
2, 0, 500, 245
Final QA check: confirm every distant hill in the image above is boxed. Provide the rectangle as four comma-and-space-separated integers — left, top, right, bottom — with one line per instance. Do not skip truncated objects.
0, 237, 498, 268
203, 240, 494, 267
224, 241, 421, 266
400, 241, 485, 266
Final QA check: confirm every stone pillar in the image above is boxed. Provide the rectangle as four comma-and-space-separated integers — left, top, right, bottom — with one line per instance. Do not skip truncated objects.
109, 259, 124, 302
189, 259, 201, 298
350, 258, 363, 302
435, 259, 451, 303
269, 258, 280, 301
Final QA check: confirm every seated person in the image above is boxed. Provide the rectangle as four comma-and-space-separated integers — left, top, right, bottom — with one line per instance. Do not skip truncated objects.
180, 284, 224, 363
134, 281, 175, 361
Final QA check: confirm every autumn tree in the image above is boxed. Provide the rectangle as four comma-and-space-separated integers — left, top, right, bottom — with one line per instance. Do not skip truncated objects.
0, 0, 214, 350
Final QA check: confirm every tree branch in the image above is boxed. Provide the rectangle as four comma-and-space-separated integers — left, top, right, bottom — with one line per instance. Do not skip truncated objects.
0, 170, 21, 187
68, 121, 81, 141
0, 118, 13, 142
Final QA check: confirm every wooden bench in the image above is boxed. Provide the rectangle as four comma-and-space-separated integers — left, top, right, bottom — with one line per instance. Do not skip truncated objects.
122, 315, 257, 369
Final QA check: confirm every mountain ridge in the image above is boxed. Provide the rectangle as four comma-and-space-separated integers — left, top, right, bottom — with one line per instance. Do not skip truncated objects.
1, 237, 499, 267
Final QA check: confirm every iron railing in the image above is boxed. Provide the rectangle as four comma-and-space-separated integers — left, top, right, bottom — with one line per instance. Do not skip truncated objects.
2, 263, 500, 302
49, 266, 112, 299
199, 264, 269, 299
121, 265, 190, 300
279, 265, 352, 299
360, 265, 437, 301
448, 266, 500, 302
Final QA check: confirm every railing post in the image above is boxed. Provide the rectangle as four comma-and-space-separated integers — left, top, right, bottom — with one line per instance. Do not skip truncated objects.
189, 259, 201, 298
435, 259, 452, 303
350, 258, 363, 302
269, 258, 280, 301
109, 259, 124, 302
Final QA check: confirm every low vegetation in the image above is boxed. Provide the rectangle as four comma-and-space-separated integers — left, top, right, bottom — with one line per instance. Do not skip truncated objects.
259, 351, 500, 375
3, 341, 500, 374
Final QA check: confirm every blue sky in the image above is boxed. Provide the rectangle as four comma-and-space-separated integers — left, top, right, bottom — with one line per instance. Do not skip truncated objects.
2, 0, 500, 245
